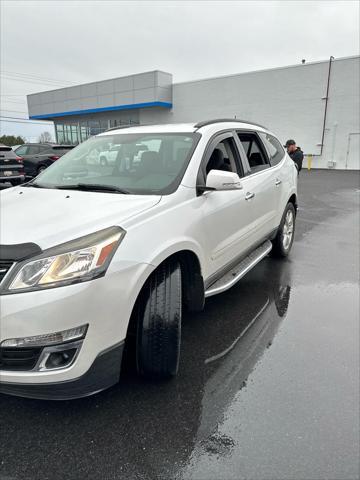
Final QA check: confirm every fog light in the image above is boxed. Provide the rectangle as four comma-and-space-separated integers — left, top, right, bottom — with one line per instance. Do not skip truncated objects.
1, 325, 88, 348
45, 348, 77, 369
37, 341, 83, 371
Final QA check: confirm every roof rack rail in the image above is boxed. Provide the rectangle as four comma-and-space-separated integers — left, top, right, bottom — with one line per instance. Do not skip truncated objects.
105, 124, 140, 132
194, 118, 268, 130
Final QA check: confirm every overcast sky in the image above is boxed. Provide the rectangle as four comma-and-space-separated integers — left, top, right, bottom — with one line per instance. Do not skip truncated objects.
0, 0, 359, 141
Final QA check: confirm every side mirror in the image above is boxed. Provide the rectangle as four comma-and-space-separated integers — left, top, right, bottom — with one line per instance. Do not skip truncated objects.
199, 169, 243, 192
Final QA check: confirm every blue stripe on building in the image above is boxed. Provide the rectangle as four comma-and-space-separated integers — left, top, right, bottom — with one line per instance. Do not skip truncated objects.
29, 101, 173, 120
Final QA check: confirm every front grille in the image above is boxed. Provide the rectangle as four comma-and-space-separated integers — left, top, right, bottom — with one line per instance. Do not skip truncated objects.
0, 261, 14, 284
0, 347, 43, 371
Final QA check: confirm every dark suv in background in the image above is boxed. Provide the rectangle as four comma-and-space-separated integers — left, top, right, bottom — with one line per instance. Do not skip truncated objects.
14, 143, 75, 178
0, 144, 25, 186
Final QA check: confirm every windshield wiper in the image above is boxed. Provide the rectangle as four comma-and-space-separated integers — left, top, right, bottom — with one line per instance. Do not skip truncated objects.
55, 183, 131, 194
22, 182, 49, 188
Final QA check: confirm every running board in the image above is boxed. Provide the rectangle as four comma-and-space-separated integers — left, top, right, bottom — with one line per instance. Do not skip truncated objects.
205, 240, 272, 298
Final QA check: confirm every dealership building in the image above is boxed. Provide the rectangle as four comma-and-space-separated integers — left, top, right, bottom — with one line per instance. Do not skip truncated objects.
27, 55, 359, 170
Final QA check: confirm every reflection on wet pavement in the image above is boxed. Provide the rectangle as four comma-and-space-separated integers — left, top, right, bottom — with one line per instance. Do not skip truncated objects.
0, 171, 359, 480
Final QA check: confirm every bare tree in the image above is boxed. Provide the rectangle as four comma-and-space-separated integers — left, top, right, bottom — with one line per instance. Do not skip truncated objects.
38, 131, 53, 143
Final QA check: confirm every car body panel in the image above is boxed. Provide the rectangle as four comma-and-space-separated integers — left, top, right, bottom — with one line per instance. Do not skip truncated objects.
0, 187, 161, 249
0, 120, 297, 397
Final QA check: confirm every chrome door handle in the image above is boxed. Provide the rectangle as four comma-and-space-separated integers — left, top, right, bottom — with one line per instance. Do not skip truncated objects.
275, 179, 282, 186
245, 192, 255, 201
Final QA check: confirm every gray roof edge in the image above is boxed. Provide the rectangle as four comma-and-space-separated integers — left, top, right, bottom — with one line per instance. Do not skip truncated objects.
172, 54, 360, 87
27, 69, 173, 98
26, 54, 358, 99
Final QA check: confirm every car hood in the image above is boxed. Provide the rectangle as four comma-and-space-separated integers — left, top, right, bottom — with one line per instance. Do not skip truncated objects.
0, 187, 161, 250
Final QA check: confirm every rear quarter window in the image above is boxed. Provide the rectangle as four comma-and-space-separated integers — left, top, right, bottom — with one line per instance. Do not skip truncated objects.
14, 145, 28, 155
39, 145, 51, 152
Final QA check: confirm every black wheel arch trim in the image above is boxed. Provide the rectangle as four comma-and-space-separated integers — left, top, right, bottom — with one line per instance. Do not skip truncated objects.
147, 250, 205, 313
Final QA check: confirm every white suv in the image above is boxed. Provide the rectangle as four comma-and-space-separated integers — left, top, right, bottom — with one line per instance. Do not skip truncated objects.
0, 119, 297, 399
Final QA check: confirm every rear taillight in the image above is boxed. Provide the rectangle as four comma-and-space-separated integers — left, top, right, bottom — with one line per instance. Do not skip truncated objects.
15, 156, 23, 163
49, 155, 60, 161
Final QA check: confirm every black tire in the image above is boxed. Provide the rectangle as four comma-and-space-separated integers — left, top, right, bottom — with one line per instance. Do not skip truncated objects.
37, 166, 46, 175
271, 202, 296, 258
136, 261, 182, 379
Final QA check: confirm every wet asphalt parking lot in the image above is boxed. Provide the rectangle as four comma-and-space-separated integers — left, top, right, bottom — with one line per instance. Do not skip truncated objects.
0, 170, 359, 480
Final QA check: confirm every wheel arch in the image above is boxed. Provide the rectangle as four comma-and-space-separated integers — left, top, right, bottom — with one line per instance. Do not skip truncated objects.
143, 247, 205, 313
126, 247, 204, 328
288, 192, 298, 214
166, 249, 205, 312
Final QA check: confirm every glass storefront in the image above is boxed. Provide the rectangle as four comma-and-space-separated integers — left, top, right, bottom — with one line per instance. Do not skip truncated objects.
55, 118, 139, 144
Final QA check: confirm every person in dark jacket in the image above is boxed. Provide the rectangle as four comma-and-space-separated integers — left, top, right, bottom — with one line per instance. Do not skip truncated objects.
285, 139, 303, 173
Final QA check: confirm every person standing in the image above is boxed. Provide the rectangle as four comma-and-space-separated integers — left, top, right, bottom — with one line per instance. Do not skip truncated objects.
285, 139, 304, 173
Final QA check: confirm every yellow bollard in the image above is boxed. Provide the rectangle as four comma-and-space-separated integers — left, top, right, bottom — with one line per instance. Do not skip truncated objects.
307, 154, 312, 170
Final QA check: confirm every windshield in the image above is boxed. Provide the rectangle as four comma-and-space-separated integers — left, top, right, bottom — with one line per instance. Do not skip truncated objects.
34, 132, 200, 195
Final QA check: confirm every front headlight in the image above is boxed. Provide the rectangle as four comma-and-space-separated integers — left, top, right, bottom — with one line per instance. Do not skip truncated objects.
4, 226, 125, 293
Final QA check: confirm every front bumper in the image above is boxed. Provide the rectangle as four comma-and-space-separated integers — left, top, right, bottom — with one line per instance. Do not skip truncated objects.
0, 260, 154, 398
0, 341, 124, 400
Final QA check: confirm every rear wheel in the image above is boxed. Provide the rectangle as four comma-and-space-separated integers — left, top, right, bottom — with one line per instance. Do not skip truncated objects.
271, 203, 296, 257
37, 165, 46, 175
136, 261, 182, 379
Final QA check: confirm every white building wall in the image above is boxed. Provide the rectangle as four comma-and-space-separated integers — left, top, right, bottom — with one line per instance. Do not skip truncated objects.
140, 56, 360, 170
320, 57, 360, 169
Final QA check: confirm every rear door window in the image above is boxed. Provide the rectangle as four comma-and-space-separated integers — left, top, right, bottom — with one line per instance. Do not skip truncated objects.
237, 132, 270, 174
39, 145, 52, 153
259, 133, 285, 167
27, 145, 40, 155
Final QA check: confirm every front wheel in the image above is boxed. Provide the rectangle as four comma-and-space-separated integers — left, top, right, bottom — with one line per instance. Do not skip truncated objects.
136, 261, 182, 379
271, 203, 296, 257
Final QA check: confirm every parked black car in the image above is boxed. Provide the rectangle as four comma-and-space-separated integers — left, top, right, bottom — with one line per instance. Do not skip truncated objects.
0, 144, 25, 186
14, 143, 75, 178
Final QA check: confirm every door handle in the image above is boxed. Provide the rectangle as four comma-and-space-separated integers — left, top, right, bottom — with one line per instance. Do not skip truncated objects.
275, 178, 282, 186
245, 192, 255, 201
